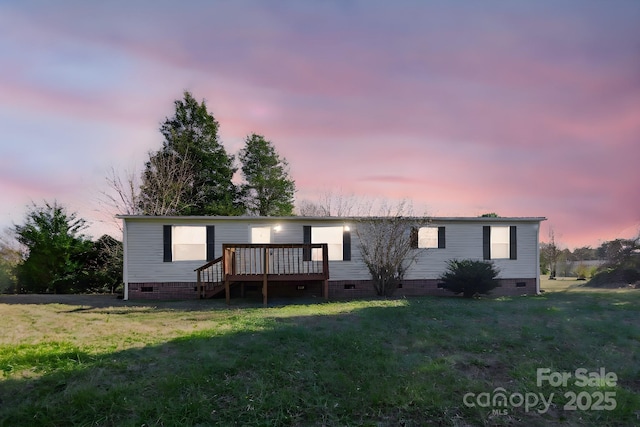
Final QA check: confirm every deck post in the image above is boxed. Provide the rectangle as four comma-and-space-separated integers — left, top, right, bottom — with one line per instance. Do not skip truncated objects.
223, 246, 230, 305
322, 244, 329, 300
197, 269, 202, 299
262, 246, 269, 307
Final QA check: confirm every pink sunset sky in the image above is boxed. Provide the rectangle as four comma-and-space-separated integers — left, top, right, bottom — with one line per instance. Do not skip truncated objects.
0, 1, 638, 249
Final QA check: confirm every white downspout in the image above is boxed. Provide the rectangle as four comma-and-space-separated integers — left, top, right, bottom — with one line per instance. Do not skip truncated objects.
122, 219, 129, 300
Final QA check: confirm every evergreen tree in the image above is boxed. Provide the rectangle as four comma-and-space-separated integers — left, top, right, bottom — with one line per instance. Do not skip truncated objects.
14, 201, 91, 293
439, 259, 500, 298
85, 235, 123, 293
239, 133, 296, 216
140, 91, 241, 215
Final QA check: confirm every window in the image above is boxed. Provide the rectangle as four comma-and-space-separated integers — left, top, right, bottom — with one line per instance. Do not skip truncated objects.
490, 226, 510, 259
303, 225, 351, 261
483, 226, 517, 260
418, 227, 438, 248
172, 226, 206, 261
250, 226, 271, 243
312, 226, 343, 260
412, 226, 445, 249
163, 225, 215, 262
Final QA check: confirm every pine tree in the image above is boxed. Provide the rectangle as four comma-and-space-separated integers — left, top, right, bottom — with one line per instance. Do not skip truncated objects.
139, 91, 241, 215
239, 133, 296, 216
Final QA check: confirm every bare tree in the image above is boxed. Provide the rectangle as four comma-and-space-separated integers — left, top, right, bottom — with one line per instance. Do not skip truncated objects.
0, 228, 22, 293
541, 228, 561, 279
95, 166, 143, 234
296, 199, 328, 217
298, 195, 427, 296
98, 150, 196, 233
138, 150, 196, 216
355, 200, 425, 297
296, 190, 366, 217
102, 166, 143, 215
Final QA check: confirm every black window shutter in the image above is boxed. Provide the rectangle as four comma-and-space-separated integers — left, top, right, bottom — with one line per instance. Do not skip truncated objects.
482, 226, 491, 260
163, 225, 172, 262
438, 226, 446, 248
509, 226, 517, 260
343, 229, 351, 261
303, 225, 311, 261
410, 227, 418, 249
206, 226, 215, 261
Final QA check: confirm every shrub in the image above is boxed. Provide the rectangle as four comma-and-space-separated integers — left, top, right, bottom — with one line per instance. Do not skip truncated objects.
355, 202, 422, 297
575, 263, 589, 280
589, 268, 640, 288
439, 259, 500, 298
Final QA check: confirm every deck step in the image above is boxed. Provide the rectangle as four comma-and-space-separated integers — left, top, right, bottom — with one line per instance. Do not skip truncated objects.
201, 283, 225, 299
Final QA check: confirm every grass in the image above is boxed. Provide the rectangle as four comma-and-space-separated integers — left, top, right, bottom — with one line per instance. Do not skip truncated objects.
1, 281, 639, 426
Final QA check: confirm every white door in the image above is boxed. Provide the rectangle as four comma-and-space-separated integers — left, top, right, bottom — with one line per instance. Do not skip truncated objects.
249, 226, 271, 274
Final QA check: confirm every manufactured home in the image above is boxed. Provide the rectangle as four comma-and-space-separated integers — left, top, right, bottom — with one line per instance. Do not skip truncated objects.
118, 215, 545, 303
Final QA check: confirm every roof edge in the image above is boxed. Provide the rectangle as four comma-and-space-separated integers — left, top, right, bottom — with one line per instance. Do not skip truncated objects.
116, 215, 547, 222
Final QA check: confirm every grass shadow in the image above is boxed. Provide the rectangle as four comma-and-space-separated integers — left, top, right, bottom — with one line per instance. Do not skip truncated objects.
2, 294, 639, 426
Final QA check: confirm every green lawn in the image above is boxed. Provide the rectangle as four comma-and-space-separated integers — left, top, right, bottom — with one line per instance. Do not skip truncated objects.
1, 283, 639, 426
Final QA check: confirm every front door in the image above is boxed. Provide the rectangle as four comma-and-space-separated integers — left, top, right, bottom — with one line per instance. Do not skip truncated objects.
249, 226, 271, 274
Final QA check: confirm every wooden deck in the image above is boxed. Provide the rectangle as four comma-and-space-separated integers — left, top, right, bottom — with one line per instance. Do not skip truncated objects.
196, 243, 329, 306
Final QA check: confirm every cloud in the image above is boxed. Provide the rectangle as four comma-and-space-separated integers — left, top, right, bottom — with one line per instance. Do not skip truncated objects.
0, 1, 638, 248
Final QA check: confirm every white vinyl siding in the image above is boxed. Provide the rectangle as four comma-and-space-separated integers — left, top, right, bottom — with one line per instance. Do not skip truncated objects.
121, 217, 541, 285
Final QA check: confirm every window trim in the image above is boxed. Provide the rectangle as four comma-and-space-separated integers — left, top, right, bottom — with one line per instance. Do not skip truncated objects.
303, 225, 351, 261
411, 226, 445, 249
163, 225, 215, 262
483, 225, 517, 260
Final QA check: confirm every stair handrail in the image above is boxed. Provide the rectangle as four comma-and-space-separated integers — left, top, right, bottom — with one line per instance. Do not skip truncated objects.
195, 256, 224, 298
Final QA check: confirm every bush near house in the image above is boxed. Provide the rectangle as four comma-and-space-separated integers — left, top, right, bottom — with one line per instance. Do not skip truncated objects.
439, 259, 500, 298
587, 237, 640, 288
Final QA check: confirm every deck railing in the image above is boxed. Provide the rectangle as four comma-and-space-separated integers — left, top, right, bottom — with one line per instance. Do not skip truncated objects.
195, 256, 224, 298
196, 256, 224, 283
223, 243, 328, 277
196, 243, 329, 305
